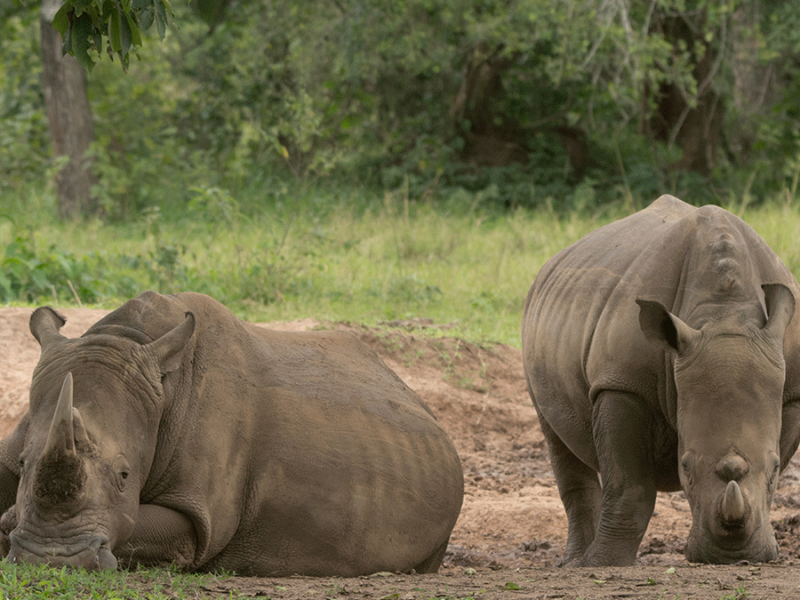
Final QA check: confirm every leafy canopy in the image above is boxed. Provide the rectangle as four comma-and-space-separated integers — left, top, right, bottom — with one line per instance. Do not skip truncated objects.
53, 0, 175, 72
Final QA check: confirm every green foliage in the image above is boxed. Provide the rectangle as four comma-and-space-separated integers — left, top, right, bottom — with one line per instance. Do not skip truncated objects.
0, 226, 113, 305
75, 0, 693, 209
53, 0, 175, 72
86, 30, 202, 218
3, 0, 800, 217
0, 8, 50, 192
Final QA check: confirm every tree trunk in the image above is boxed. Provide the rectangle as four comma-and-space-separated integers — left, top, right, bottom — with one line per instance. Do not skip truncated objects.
40, 0, 97, 219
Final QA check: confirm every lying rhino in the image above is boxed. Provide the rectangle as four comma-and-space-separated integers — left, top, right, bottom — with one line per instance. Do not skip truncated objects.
522, 195, 800, 566
0, 292, 464, 576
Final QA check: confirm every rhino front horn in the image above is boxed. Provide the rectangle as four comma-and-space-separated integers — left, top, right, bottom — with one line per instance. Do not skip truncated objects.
720, 480, 746, 524
35, 373, 87, 505
43, 373, 76, 457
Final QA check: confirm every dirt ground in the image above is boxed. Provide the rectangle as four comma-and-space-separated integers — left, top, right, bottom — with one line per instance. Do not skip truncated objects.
3, 307, 800, 599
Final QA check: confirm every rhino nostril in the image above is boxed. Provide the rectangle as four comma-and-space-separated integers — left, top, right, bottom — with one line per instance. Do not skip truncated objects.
96, 546, 118, 570
716, 453, 749, 482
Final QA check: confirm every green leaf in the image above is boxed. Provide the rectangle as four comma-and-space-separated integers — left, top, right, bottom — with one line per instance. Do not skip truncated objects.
92, 27, 102, 55
125, 10, 141, 46
118, 7, 132, 55
504, 582, 521, 590
108, 7, 121, 52
52, 4, 71, 37
131, 0, 149, 9
61, 22, 73, 55
154, 0, 166, 39
138, 6, 154, 31
71, 11, 95, 72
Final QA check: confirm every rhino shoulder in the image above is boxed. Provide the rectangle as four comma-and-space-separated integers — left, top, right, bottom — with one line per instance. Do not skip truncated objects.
647, 194, 694, 219
84, 292, 226, 343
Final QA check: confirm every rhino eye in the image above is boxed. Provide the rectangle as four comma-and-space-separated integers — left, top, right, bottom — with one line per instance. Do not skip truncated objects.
680, 451, 695, 480
768, 454, 780, 487
112, 455, 131, 491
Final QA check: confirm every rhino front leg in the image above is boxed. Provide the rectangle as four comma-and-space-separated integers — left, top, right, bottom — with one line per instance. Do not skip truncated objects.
780, 399, 800, 470
116, 505, 198, 570
538, 415, 601, 565
580, 390, 657, 566
0, 416, 27, 558
0, 468, 18, 558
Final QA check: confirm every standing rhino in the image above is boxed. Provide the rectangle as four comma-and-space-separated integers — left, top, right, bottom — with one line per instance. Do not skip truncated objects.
522, 195, 800, 566
0, 291, 464, 576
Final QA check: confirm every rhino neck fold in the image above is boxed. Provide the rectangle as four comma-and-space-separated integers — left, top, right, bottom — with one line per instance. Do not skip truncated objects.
137, 368, 196, 503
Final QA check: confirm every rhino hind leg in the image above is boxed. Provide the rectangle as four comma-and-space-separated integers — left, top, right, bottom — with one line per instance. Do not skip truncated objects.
411, 538, 449, 574
538, 415, 602, 566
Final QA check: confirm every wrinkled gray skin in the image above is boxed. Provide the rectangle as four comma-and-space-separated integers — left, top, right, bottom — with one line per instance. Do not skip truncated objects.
522, 195, 800, 566
0, 292, 464, 576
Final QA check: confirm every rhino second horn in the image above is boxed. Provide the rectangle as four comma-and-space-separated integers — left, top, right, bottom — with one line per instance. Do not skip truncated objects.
721, 480, 746, 523
43, 373, 76, 457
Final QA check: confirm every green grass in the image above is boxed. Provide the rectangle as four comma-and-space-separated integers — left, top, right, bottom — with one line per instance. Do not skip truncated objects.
3, 186, 800, 349
0, 563, 243, 599
1, 185, 628, 347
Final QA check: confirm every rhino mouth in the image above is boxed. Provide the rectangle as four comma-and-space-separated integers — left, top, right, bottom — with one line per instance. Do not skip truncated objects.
685, 526, 779, 564
7, 532, 117, 570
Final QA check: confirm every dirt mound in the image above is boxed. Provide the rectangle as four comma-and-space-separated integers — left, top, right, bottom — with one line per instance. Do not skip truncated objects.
3, 308, 800, 598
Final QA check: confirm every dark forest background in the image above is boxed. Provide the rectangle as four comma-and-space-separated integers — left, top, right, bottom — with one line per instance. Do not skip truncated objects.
2, 0, 800, 219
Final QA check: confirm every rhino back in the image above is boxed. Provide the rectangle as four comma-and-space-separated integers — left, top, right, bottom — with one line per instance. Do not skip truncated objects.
522, 196, 800, 469
89, 291, 462, 574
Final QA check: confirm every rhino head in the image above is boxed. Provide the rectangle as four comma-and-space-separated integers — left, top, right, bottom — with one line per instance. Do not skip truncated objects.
6, 307, 195, 570
637, 283, 795, 564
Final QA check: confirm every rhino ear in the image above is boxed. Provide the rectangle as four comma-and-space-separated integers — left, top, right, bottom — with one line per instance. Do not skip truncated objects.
762, 284, 795, 341
144, 312, 196, 374
29, 307, 67, 347
636, 299, 700, 355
